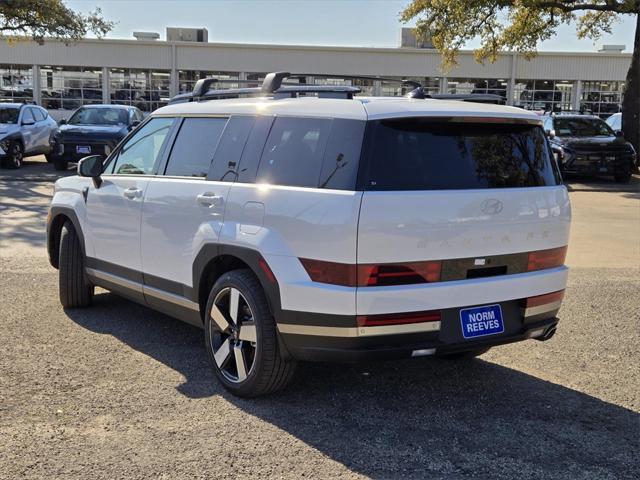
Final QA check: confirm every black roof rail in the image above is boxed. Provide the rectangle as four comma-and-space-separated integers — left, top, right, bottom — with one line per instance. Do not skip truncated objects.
275, 85, 361, 99
169, 71, 363, 104
167, 71, 436, 104
262, 71, 290, 93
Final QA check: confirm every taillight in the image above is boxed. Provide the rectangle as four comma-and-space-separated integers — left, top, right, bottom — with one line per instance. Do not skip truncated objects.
357, 310, 441, 327
357, 261, 441, 286
298, 258, 357, 287
527, 246, 567, 271
299, 259, 441, 287
524, 290, 565, 308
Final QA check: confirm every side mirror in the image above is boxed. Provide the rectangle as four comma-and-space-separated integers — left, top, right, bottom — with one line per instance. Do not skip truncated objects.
545, 129, 556, 138
58, 118, 67, 125
615, 130, 624, 138
130, 120, 141, 129
78, 155, 103, 188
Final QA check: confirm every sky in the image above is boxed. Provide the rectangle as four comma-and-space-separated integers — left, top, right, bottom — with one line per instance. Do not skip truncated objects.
66, 0, 636, 52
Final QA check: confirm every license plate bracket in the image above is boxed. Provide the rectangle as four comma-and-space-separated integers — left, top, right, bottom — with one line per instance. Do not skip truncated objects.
459, 304, 504, 339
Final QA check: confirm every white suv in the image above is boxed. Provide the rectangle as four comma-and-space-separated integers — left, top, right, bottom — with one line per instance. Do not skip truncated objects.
47, 73, 571, 397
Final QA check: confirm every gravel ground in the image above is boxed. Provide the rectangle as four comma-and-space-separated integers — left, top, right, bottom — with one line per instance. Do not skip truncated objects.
1, 160, 639, 479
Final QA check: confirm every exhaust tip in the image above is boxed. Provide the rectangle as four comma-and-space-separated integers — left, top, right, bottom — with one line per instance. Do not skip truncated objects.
535, 326, 557, 342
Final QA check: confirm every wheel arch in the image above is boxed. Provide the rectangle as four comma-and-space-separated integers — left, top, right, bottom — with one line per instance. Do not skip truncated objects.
193, 244, 282, 323
47, 206, 85, 269
1, 132, 24, 149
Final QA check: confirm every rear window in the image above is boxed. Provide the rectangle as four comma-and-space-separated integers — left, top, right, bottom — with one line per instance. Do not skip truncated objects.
362, 119, 560, 191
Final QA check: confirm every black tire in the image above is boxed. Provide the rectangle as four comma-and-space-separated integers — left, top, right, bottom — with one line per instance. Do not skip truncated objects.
1, 141, 23, 169
204, 269, 296, 397
53, 158, 69, 171
58, 222, 93, 308
437, 347, 491, 360
45, 153, 56, 163
614, 170, 632, 183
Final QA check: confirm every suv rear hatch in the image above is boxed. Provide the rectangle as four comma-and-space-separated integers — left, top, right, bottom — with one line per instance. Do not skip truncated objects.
355, 116, 571, 312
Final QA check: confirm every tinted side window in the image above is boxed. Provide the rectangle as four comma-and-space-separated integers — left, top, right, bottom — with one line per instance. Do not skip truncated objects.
236, 115, 274, 184
209, 116, 256, 182
21, 108, 35, 124
32, 108, 46, 122
164, 117, 227, 177
256, 117, 331, 188
319, 119, 365, 190
110, 117, 174, 175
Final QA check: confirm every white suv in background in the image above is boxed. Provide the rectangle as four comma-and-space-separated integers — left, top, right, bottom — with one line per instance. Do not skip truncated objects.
47, 73, 571, 397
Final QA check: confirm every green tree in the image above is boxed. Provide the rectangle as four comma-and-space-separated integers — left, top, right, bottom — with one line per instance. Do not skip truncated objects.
0, 0, 113, 43
401, 1, 640, 153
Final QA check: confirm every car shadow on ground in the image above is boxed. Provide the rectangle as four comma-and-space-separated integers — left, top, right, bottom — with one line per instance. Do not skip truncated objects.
66, 291, 639, 479
0, 181, 51, 249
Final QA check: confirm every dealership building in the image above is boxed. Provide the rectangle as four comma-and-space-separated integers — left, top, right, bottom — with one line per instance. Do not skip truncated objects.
0, 27, 632, 118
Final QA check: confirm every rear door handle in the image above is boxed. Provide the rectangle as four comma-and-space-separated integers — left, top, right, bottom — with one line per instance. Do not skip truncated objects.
123, 187, 142, 199
197, 192, 224, 207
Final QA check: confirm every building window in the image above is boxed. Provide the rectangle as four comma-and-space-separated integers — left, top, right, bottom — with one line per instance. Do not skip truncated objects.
177, 71, 241, 94
380, 77, 440, 97
447, 78, 508, 99
307, 76, 375, 96
0, 65, 32, 103
40, 66, 102, 110
110, 68, 170, 112
580, 81, 624, 118
513, 79, 573, 112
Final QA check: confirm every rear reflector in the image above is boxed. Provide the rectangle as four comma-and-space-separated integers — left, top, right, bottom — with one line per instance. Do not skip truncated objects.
258, 257, 277, 284
357, 310, 441, 327
299, 258, 441, 287
527, 246, 567, 272
524, 290, 565, 308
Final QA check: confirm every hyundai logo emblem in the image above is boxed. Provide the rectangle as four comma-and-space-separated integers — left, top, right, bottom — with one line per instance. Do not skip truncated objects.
481, 198, 503, 215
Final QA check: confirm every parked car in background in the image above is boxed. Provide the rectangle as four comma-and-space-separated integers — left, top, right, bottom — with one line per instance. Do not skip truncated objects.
0, 103, 58, 169
542, 113, 636, 183
606, 112, 622, 132
50, 104, 143, 171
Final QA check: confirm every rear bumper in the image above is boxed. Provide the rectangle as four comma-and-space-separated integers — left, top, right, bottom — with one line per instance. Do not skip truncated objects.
277, 298, 561, 362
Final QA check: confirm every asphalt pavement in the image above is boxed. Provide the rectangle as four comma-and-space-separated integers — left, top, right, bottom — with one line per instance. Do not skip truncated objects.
1, 158, 638, 479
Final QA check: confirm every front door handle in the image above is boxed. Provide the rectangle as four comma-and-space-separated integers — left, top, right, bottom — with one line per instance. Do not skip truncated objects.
197, 192, 223, 208
123, 187, 142, 199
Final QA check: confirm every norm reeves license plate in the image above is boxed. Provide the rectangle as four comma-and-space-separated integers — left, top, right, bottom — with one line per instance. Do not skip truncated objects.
460, 304, 504, 339
76, 145, 91, 154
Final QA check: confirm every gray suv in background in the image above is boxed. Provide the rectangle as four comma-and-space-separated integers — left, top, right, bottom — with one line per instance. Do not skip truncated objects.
0, 103, 58, 169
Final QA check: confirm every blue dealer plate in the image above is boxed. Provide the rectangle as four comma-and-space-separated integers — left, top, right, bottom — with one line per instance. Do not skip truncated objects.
460, 304, 504, 339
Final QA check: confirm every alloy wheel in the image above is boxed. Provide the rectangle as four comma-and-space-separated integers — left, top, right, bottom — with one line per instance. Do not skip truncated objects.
208, 287, 258, 383
10, 143, 23, 168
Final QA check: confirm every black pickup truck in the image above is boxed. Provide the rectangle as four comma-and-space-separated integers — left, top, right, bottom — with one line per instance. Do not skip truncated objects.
543, 114, 636, 183
50, 105, 143, 171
